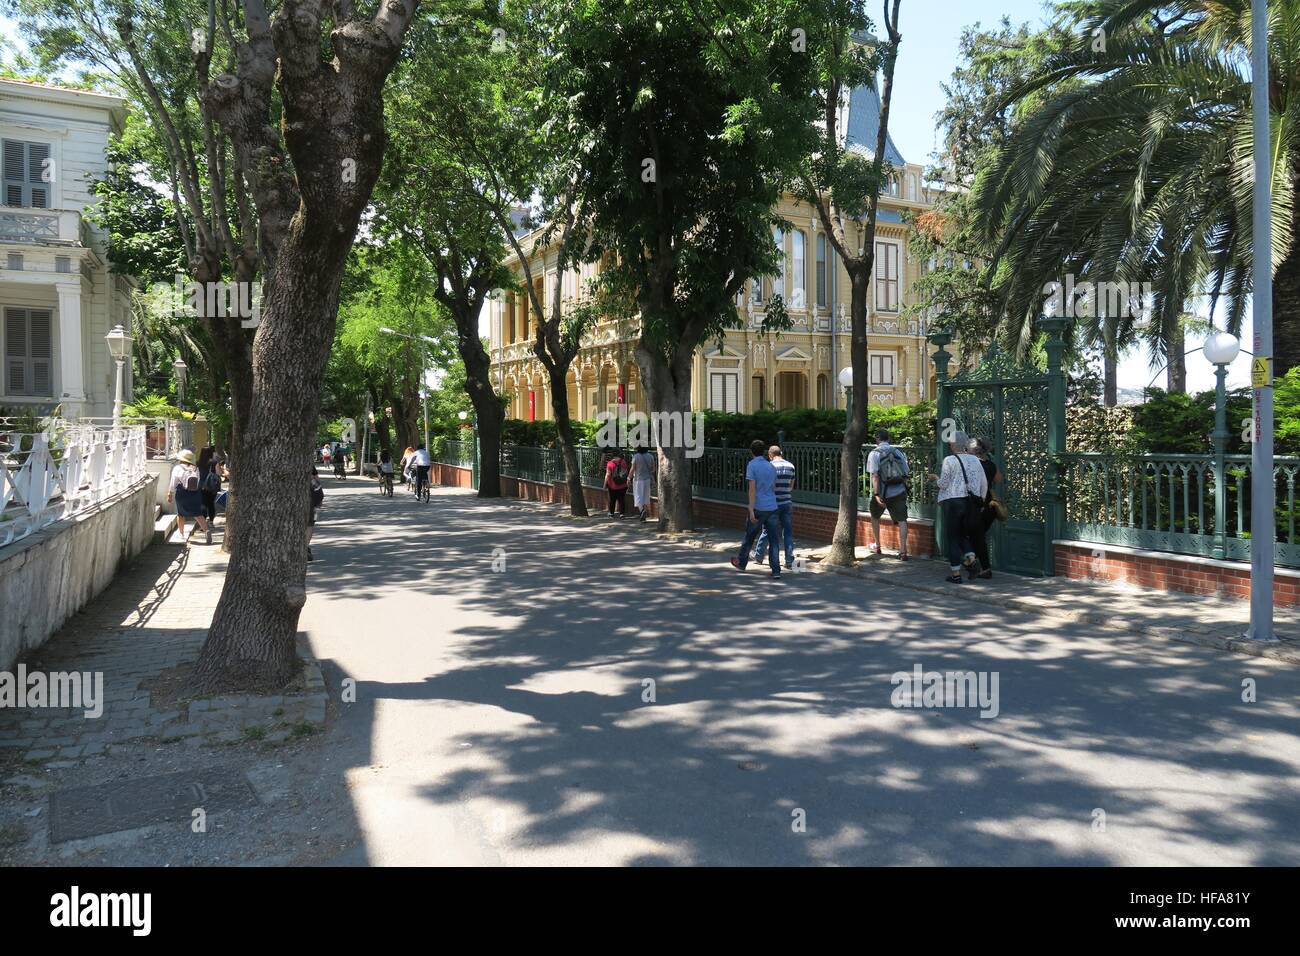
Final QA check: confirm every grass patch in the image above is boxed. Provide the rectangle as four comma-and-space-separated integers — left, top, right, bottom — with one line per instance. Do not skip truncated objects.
242, 726, 266, 741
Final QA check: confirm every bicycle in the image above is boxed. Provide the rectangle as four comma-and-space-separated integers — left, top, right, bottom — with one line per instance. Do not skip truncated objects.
378, 471, 394, 497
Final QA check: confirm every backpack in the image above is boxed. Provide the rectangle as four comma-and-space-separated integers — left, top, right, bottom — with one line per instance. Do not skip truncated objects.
878, 447, 908, 485
182, 469, 200, 492
612, 459, 629, 483
202, 469, 221, 493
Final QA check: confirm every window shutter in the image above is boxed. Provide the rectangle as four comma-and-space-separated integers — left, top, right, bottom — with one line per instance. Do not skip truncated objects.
27, 142, 50, 207
5, 308, 29, 394
29, 309, 52, 396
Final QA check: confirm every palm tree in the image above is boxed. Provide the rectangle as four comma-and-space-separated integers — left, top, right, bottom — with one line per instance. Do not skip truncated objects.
971, 0, 1299, 390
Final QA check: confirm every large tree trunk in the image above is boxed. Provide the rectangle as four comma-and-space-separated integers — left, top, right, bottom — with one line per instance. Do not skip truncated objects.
1167, 319, 1187, 393
636, 340, 696, 532
1272, 227, 1300, 377
191, 221, 355, 692
1103, 350, 1118, 407
549, 365, 588, 516
825, 270, 870, 566
473, 390, 503, 497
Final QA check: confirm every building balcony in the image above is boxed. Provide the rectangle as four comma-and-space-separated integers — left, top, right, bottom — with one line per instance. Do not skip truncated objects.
0, 207, 91, 248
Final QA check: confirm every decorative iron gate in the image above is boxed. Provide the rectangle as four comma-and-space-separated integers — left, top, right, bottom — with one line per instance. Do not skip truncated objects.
930, 320, 1068, 578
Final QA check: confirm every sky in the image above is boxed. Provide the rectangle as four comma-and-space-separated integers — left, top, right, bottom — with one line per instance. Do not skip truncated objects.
1, 3, 1256, 395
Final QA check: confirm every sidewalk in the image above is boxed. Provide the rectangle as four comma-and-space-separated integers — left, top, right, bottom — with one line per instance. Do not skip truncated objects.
501, 495, 1300, 663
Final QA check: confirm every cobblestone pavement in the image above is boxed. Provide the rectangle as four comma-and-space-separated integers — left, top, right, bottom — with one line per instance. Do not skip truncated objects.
0, 538, 224, 763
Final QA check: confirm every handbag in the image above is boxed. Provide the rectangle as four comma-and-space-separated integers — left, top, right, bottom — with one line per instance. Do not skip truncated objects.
988, 494, 1009, 522
955, 456, 985, 534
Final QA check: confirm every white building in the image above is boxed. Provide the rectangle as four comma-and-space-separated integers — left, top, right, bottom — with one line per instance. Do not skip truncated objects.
1, 78, 136, 420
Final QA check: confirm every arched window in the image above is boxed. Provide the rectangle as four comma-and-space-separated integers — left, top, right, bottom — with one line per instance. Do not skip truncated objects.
791, 230, 806, 309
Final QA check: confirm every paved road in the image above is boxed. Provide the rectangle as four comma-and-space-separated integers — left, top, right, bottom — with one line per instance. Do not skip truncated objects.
299, 479, 1300, 865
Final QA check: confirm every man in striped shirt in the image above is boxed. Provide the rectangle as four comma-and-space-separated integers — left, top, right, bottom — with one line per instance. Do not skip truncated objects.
754, 445, 797, 569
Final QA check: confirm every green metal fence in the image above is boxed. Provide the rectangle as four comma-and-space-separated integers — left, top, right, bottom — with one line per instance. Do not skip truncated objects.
484, 441, 935, 519
438, 440, 475, 468
1061, 452, 1300, 568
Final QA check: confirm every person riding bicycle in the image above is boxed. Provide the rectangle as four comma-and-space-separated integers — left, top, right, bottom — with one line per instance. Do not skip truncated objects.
378, 450, 394, 493
411, 443, 431, 499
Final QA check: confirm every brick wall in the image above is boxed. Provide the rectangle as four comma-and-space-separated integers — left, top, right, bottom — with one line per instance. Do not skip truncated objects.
441, 463, 935, 554
1055, 541, 1300, 607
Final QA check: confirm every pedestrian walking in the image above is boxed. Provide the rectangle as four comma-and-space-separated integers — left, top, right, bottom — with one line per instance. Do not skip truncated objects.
198, 446, 221, 528
604, 449, 630, 517
630, 445, 656, 522
929, 432, 987, 583
967, 437, 1002, 579
753, 445, 796, 569
307, 466, 324, 562
168, 449, 212, 546
730, 439, 782, 578
865, 429, 911, 560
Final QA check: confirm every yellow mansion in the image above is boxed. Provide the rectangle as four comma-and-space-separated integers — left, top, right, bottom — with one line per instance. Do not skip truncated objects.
488, 84, 946, 422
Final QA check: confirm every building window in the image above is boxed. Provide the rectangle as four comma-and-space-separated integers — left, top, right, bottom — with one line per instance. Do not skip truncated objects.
751, 375, 766, 410
816, 373, 829, 409
751, 276, 763, 306
874, 240, 900, 312
772, 227, 785, 302
790, 230, 806, 309
776, 371, 806, 409
709, 371, 738, 412
4, 306, 53, 397
869, 351, 896, 386
3, 140, 51, 208
6, 253, 22, 271
816, 234, 828, 308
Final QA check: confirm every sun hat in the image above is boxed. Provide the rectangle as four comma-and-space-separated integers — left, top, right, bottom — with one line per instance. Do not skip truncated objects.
177, 449, 196, 465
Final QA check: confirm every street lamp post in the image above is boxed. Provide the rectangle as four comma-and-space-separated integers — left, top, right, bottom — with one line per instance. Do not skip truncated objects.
1247, 0, 1277, 641
104, 324, 133, 428
1204, 332, 1241, 561
838, 366, 854, 432
379, 326, 437, 452
172, 357, 188, 411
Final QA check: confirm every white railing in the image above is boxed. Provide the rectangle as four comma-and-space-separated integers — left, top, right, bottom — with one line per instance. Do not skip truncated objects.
0, 418, 148, 549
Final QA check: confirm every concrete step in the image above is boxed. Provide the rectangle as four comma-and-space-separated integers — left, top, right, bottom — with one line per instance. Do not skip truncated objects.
153, 511, 177, 544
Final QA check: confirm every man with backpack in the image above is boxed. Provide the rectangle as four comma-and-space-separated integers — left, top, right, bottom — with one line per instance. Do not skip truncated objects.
866, 429, 911, 561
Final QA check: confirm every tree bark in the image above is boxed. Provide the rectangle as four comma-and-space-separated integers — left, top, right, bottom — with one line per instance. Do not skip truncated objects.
636, 339, 697, 531
826, 270, 870, 565
1271, 228, 1300, 377
1166, 319, 1187, 393
1103, 349, 1118, 407
192, 223, 355, 693
549, 366, 588, 515
189, 0, 420, 693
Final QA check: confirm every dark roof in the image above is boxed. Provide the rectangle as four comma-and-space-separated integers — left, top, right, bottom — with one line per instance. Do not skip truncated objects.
845, 78, 906, 167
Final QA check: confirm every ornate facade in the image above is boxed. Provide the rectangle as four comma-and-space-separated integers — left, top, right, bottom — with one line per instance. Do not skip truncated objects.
488, 79, 949, 422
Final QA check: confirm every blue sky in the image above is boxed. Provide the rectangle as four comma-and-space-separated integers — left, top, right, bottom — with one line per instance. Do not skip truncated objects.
2, 3, 1253, 393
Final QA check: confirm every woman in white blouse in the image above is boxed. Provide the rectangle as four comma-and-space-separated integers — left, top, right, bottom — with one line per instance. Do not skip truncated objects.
168, 449, 212, 545
928, 432, 987, 583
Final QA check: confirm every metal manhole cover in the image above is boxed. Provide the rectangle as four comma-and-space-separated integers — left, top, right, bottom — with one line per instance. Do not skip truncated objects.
48, 767, 259, 843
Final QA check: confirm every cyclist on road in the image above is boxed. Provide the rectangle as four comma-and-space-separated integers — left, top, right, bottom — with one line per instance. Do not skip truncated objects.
411, 443, 432, 499
378, 449, 395, 495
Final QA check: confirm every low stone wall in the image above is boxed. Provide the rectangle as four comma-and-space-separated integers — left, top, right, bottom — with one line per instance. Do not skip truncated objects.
1056, 541, 1300, 607
0, 475, 158, 671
